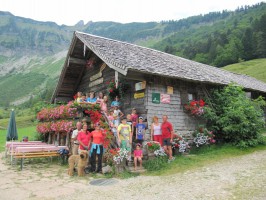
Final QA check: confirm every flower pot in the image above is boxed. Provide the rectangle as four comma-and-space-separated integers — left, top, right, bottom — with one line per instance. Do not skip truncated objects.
115, 163, 125, 173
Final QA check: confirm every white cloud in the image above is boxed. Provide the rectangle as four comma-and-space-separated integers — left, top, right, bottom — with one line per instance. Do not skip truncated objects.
0, 0, 263, 25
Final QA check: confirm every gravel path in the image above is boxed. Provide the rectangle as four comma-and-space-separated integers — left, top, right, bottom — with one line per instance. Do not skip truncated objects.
0, 150, 265, 200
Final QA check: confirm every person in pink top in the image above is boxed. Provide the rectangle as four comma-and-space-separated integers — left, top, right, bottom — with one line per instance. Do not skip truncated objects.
133, 143, 143, 170
100, 95, 108, 113
131, 108, 138, 138
77, 124, 92, 154
131, 108, 138, 127
96, 91, 104, 104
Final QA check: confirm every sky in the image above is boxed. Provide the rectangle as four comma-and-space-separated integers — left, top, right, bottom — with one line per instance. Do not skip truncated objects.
0, 0, 264, 26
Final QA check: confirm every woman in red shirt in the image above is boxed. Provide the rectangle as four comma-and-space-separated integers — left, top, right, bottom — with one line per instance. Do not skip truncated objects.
89, 123, 104, 173
77, 124, 91, 154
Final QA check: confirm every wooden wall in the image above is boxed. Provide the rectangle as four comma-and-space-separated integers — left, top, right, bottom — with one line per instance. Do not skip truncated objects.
74, 64, 209, 136
77, 61, 115, 97
145, 75, 206, 136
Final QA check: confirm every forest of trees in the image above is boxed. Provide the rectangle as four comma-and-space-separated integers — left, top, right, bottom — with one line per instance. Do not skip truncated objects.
155, 3, 266, 67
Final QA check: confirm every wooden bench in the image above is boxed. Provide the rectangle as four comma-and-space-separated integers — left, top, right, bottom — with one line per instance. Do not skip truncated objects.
14, 151, 61, 170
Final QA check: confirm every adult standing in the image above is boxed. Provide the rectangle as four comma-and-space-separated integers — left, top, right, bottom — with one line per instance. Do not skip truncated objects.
89, 123, 104, 173
150, 116, 162, 146
71, 121, 82, 155
161, 115, 175, 162
77, 124, 92, 154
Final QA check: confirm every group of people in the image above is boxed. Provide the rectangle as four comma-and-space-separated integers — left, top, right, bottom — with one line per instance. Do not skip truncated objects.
71, 91, 181, 171
71, 121, 104, 173
76, 91, 120, 114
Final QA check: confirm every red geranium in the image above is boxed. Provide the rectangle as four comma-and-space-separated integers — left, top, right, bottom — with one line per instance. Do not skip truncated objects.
184, 99, 206, 117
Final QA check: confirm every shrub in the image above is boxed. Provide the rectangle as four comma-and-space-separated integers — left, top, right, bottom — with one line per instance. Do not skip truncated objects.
204, 84, 265, 148
143, 156, 168, 171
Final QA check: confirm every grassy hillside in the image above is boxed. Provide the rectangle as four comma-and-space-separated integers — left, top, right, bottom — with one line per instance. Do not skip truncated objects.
0, 54, 65, 107
0, 126, 37, 151
223, 58, 266, 83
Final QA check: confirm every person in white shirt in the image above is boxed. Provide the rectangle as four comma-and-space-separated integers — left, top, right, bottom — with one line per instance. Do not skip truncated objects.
71, 121, 82, 155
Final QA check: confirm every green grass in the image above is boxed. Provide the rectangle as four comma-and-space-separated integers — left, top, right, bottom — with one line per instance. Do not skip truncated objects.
223, 58, 266, 83
144, 144, 266, 176
0, 126, 37, 152
0, 114, 36, 129
0, 73, 48, 107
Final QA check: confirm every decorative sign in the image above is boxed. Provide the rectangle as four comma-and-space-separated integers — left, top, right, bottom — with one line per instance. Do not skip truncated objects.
135, 81, 146, 91
100, 63, 106, 71
161, 94, 171, 104
152, 93, 160, 104
89, 77, 103, 87
134, 92, 145, 99
90, 72, 102, 81
167, 86, 173, 94
90, 63, 106, 81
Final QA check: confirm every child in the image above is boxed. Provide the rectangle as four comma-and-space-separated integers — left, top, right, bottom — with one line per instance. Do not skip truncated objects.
135, 116, 146, 145
100, 95, 108, 113
131, 108, 138, 127
126, 114, 133, 130
111, 96, 121, 108
117, 118, 132, 155
131, 108, 138, 138
79, 93, 87, 104
96, 92, 104, 104
113, 106, 124, 123
76, 91, 82, 103
86, 92, 97, 104
134, 143, 143, 170
108, 110, 114, 122
111, 113, 120, 137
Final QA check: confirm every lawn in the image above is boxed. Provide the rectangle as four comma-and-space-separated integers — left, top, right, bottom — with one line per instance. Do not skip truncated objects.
0, 126, 37, 152
143, 143, 266, 176
0, 114, 36, 129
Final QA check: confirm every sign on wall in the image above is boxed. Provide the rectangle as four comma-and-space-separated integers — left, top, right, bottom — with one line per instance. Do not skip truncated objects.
135, 81, 146, 91
161, 94, 171, 104
152, 93, 160, 104
167, 86, 173, 94
89, 77, 104, 87
134, 92, 145, 99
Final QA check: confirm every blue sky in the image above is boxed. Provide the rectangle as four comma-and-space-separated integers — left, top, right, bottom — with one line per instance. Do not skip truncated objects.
0, 0, 263, 25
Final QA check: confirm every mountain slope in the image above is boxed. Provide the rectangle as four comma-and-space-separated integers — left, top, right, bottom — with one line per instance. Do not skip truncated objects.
0, 3, 265, 107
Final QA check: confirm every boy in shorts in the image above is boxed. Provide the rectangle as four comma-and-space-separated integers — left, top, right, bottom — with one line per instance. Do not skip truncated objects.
117, 118, 132, 155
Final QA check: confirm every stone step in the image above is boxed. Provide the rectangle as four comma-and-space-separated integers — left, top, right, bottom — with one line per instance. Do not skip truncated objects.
127, 166, 147, 173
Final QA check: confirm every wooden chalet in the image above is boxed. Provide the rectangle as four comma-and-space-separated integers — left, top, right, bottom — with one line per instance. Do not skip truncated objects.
52, 31, 266, 135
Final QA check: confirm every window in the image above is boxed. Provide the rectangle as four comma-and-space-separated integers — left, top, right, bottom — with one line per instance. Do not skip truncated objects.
246, 92, 251, 99
188, 93, 197, 101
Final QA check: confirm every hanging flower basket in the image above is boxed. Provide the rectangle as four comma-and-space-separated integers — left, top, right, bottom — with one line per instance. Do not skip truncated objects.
183, 99, 206, 117
106, 79, 130, 101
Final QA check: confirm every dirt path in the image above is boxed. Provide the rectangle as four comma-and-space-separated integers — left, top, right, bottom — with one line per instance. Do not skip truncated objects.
0, 150, 265, 200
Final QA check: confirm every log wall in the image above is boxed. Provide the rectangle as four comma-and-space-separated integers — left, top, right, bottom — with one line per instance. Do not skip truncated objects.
145, 75, 206, 136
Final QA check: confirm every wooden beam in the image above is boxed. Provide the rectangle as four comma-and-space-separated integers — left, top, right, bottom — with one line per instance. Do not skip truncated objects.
68, 57, 86, 65
72, 65, 86, 96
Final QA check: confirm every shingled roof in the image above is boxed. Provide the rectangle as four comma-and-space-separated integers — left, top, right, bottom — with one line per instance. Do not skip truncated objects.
75, 31, 266, 93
